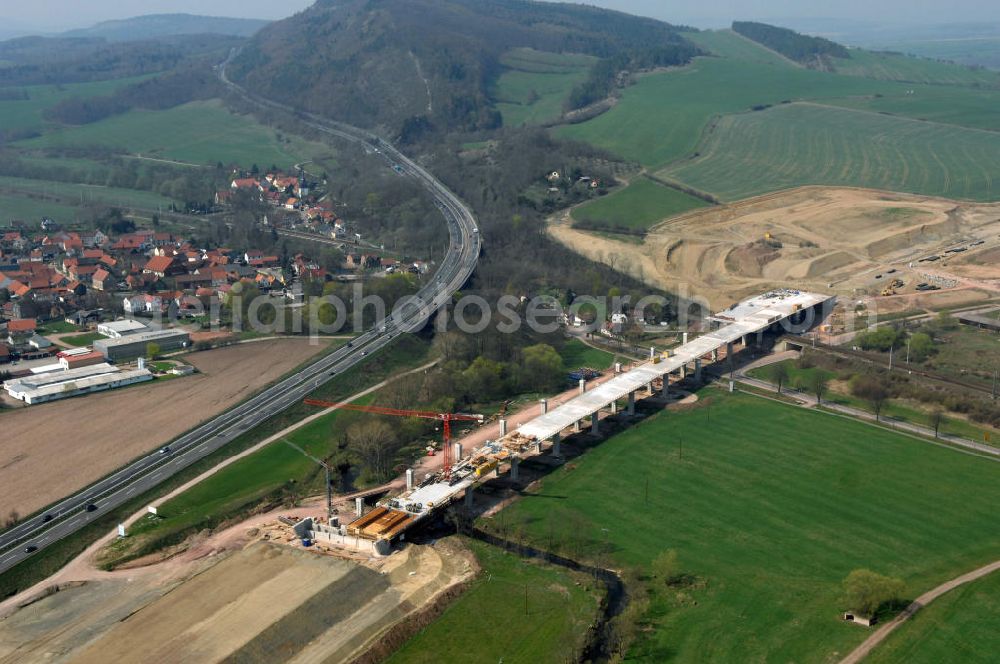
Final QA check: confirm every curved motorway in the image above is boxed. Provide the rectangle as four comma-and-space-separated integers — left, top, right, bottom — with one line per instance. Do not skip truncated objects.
0, 58, 481, 575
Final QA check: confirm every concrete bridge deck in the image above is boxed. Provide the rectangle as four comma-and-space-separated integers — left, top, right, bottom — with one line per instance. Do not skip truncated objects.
346, 290, 836, 542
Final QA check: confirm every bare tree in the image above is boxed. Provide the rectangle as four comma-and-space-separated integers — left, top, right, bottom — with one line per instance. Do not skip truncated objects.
852, 375, 890, 422
767, 362, 790, 394
929, 408, 944, 439
805, 371, 830, 405
346, 420, 397, 481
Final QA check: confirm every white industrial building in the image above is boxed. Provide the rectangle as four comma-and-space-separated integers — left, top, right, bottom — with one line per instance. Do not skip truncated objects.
97, 319, 149, 338
3, 363, 153, 405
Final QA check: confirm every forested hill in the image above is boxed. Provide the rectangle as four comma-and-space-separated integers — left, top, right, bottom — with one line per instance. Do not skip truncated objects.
60, 14, 270, 41
227, 0, 700, 137
733, 21, 850, 66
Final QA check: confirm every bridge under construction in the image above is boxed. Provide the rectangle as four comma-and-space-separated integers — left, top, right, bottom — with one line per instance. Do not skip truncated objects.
329, 290, 836, 553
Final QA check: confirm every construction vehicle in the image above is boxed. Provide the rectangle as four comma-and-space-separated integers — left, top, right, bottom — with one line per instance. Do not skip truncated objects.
881, 278, 904, 296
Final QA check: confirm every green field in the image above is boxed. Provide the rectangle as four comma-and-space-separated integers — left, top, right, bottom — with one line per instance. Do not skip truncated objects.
870, 38, 1000, 71
832, 48, 1000, 86
557, 29, 1000, 208
556, 39, 910, 169
867, 568, 1000, 663
0, 193, 82, 224
386, 539, 602, 664
687, 29, 796, 66
0, 175, 178, 209
826, 84, 1000, 132
570, 178, 708, 230
497, 390, 1000, 661
0, 75, 153, 132
493, 48, 597, 127
559, 338, 617, 371
17, 100, 331, 168
661, 103, 1000, 202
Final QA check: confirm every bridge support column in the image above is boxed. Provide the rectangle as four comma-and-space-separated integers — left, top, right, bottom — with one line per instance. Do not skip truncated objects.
406, 469, 414, 491
712, 348, 718, 362
579, 379, 586, 395
574, 420, 582, 433
552, 433, 561, 457
695, 358, 702, 383
540, 399, 548, 415
465, 487, 473, 507
680, 364, 687, 379
453, 442, 463, 463
727, 341, 735, 371
611, 399, 618, 415
647, 381, 654, 396
661, 374, 670, 397
741, 335, 747, 347
683, 332, 689, 345
511, 457, 519, 481
628, 391, 636, 415
615, 362, 622, 375
355, 497, 364, 518
591, 412, 600, 435
499, 418, 508, 436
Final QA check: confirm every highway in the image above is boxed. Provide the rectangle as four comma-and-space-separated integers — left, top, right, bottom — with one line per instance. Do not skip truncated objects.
0, 55, 481, 575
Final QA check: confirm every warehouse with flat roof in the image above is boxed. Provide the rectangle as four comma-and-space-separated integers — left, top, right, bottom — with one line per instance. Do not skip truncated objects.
97, 319, 149, 338
93, 328, 190, 361
3, 363, 153, 404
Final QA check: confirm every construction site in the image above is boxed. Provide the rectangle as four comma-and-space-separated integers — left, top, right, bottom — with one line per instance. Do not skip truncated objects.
299, 290, 837, 553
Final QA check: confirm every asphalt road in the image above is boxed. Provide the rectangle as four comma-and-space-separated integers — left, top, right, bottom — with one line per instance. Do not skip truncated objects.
0, 55, 481, 574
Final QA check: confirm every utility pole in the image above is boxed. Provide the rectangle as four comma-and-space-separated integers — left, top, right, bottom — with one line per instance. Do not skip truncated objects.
282, 438, 332, 523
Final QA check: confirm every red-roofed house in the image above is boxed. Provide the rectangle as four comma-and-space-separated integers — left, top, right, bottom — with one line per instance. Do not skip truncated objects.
6, 318, 36, 344
231, 178, 264, 191
143, 255, 183, 278
92, 267, 114, 291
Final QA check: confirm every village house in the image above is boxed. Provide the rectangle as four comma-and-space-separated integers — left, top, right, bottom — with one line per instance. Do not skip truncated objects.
92, 268, 114, 292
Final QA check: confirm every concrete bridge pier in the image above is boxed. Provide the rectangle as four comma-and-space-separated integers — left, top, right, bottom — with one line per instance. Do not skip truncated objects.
647, 381, 654, 396
552, 433, 561, 457
611, 399, 618, 415
499, 418, 508, 436
680, 364, 687, 379
574, 419, 582, 433
511, 457, 519, 481
540, 399, 548, 415
661, 374, 670, 397
591, 411, 600, 435
465, 487, 474, 507
579, 379, 586, 395
355, 497, 364, 517
628, 391, 636, 415
695, 358, 702, 382
711, 348, 718, 362
406, 469, 414, 491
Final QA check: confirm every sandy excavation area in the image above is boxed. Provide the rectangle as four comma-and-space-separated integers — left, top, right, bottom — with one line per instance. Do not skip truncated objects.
0, 338, 331, 518
551, 186, 1000, 310
0, 533, 474, 664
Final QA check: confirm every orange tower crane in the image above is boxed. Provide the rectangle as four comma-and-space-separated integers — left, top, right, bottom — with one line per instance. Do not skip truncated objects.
303, 399, 485, 478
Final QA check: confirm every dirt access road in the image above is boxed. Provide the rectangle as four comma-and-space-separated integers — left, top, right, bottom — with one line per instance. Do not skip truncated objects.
840, 560, 1000, 664
0, 338, 332, 518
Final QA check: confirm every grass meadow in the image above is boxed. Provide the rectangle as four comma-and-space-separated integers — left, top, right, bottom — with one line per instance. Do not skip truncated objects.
17, 100, 331, 168
570, 177, 708, 230
495, 390, 1000, 661
493, 48, 597, 127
